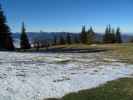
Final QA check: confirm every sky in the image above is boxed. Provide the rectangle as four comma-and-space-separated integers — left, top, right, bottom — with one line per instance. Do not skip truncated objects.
1, 0, 133, 33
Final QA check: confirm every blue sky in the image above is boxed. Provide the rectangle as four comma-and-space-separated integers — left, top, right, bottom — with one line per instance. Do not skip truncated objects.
1, 0, 133, 33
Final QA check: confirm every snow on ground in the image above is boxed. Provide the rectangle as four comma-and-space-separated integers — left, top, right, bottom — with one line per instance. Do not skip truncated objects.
0, 52, 132, 100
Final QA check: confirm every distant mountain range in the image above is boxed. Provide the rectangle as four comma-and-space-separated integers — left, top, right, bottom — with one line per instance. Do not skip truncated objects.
12, 32, 133, 48
13, 32, 80, 48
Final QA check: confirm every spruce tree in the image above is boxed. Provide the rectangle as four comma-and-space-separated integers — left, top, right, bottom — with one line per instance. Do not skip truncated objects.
103, 26, 109, 43
103, 25, 116, 43
103, 25, 112, 43
116, 27, 122, 43
0, 4, 14, 50
80, 26, 87, 44
87, 27, 95, 44
20, 22, 31, 49
111, 28, 116, 43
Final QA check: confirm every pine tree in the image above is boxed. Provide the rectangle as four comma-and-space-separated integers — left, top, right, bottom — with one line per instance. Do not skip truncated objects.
66, 33, 71, 44
80, 25, 87, 44
0, 4, 14, 50
20, 22, 31, 49
103, 26, 109, 43
87, 27, 95, 44
116, 27, 122, 43
111, 28, 116, 43
103, 25, 116, 43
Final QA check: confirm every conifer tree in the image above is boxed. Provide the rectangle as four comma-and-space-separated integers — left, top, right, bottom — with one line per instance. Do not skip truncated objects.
20, 22, 31, 49
87, 27, 95, 44
111, 28, 116, 43
116, 27, 122, 43
0, 4, 14, 50
103, 25, 116, 43
103, 26, 109, 43
80, 26, 87, 44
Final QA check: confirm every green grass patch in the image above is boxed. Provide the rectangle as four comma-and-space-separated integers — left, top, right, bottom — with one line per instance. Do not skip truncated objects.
46, 78, 133, 100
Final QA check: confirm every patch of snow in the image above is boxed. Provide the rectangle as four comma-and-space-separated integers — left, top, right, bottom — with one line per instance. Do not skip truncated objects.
0, 52, 132, 100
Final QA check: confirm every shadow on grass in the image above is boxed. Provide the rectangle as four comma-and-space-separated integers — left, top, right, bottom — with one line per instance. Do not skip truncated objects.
16, 47, 109, 53
42, 47, 108, 53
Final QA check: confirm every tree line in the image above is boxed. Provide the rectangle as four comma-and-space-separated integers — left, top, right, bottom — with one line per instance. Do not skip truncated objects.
103, 25, 122, 43
0, 4, 132, 51
31, 25, 123, 50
